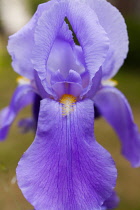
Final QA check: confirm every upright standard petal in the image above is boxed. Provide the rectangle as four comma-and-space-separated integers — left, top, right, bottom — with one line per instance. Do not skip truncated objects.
32, 0, 67, 94
0, 85, 34, 140
87, 0, 128, 79
17, 98, 116, 210
67, 0, 109, 81
7, 1, 55, 79
94, 87, 140, 167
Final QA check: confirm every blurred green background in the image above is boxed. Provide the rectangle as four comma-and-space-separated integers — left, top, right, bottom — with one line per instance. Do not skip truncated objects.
0, 0, 140, 209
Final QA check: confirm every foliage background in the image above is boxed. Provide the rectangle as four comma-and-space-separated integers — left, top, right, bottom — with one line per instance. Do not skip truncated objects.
0, 0, 140, 209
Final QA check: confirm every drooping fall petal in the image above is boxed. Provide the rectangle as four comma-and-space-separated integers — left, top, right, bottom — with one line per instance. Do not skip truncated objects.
0, 85, 34, 140
94, 87, 140, 167
17, 98, 117, 210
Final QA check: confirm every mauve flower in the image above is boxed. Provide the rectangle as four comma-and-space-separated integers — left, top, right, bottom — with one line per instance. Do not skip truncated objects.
0, 0, 140, 209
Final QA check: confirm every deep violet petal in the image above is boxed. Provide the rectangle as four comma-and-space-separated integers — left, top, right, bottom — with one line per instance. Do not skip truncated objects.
0, 85, 34, 140
94, 87, 140, 167
17, 98, 117, 210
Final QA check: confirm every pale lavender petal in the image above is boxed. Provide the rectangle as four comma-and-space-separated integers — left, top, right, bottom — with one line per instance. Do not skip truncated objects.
51, 70, 64, 85
67, 0, 109, 80
0, 85, 34, 140
32, 1, 67, 94
34, 71, 49, 99
51, 70, 83, 99
81, 71, 90, 89
66, 70, 82, 84
51, 70, 82, 86
7, 0, 74, 82
17, 98, 116, 210
47, 39, 83, 78
52, 82, 83, 99
94, 87, 140, 167
102, 191, 120, 210
7, 2, 53, 79
87, 0, 128, 79
84, 68, 102, 98
57, 21, 74, 45
73, 45, 85, 67
51, 82, 66, 99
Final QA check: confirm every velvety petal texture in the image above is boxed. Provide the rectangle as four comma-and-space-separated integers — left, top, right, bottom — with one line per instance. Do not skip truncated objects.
87, 0, 128, 79
94, 87, 140, 167
17, 98, 117, 210
0, 85, 34, 140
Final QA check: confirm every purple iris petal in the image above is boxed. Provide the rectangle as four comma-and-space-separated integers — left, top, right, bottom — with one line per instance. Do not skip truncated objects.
52, 82, 83, 99
34, 71, 48, 99
52, 70, 83, 99
17, 98, 117, 210
31, 0, 109, 95
102, 191, 120, 210
73, 45, 85, 68
87, 0, 128, 79
85, 68, 102, 98
67, 0, 109, 81
0, 85, 34, 140
94, 87, 140, 167
66, 70, 82, 84
32, 0, 68, 95
7, 2, 54, 79
47, 39, 84, 78
4, 0, 135, 208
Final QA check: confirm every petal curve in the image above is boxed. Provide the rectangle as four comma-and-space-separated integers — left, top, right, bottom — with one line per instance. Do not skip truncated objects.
7, 2, 53, 79
67, 0, 109, 81
102, 191, 119, 210
17, 98, 117, 210
87, 0, 129, 79
32, 0, 67, 95
0, 85, 34, 140
94, 87, 140, 167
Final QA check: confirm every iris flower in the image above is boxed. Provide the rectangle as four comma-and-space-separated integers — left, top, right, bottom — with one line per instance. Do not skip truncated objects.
0, 0, 140, 209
